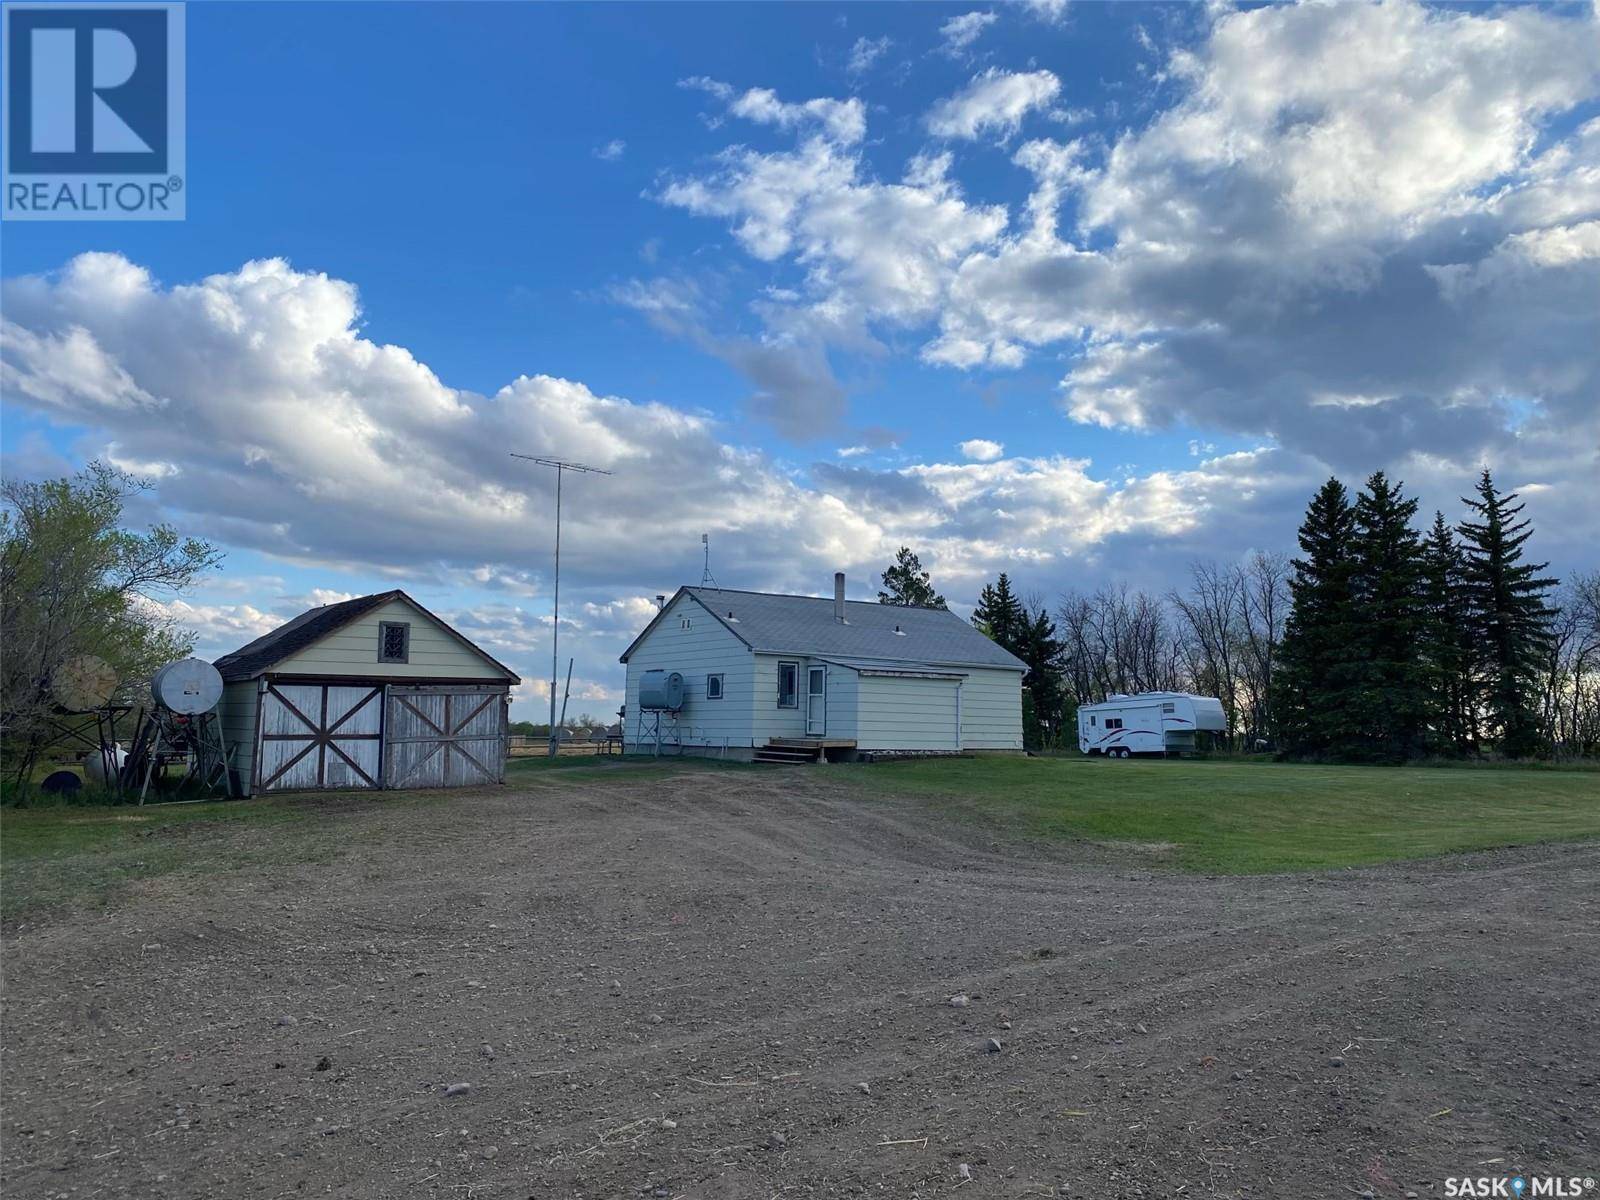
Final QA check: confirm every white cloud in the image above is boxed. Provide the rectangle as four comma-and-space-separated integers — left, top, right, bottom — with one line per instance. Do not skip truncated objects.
592, 139, 626, 162
958, 438, 1004, 462
926, 68, 1061, 141
846, 35, 891, 75
940, 11, 998, 56
680, 78, 866, 145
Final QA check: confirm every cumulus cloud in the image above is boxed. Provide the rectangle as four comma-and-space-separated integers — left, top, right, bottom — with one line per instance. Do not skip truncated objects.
680, 77, 866, 145
959, 438, 1004, 462
592, 139, 626, 162
926, 68, 1061, 141
940, 11, 998, 56
0, 253, 1341, 665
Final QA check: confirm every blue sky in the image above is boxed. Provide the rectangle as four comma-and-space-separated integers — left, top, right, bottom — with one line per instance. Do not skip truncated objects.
4, 0, 1598, 719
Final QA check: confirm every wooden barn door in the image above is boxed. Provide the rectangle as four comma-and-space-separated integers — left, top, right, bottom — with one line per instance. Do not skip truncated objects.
383, 686, 507, 789
256, 683, 383, 792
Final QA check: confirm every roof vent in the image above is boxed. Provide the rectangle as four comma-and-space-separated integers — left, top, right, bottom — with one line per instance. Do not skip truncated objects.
834, 572, 847, 624
893, 624, 906, 636
726, 610, 739, 622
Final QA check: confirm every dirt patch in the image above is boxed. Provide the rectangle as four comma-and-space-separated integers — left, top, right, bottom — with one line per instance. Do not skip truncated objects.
3, 764, 1596, 1198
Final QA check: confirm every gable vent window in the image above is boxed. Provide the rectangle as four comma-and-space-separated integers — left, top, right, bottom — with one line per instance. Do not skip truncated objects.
379, 621, 411, 664
706, 673, 724, 700
680, 617, 692, 630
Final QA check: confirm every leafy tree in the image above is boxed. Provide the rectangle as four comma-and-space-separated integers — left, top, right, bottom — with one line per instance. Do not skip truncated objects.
878, 546, 946, 609
1274, 478, 1359, 755
1418, 512, 1473, 754
1457, 469, 1557, 758
1, 463, 222, 787
971, 572, 1026, 650
1348, 471, 1427, 760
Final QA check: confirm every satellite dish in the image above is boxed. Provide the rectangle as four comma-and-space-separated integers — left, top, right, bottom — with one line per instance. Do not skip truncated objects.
51, 655, 118, 711
151, 658, 224, 715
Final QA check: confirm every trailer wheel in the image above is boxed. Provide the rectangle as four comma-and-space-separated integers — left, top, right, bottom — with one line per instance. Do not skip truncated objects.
1117, 748, 1131, 759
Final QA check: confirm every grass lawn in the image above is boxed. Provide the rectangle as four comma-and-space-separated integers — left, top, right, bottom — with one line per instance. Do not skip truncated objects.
845, 755, 1600, 874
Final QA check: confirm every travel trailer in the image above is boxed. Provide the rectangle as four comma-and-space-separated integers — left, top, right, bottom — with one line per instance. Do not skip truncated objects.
1077, 692, 1228, 757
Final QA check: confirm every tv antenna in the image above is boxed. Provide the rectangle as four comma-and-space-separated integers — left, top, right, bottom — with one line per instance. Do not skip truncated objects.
510, 454, 614, 757
700, 532, 718, 588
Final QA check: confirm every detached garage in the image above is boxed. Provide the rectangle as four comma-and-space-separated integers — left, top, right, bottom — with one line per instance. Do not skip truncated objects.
213, 590, 519, 796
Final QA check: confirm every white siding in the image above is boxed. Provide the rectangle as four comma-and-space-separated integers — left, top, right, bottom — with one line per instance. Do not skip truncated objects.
855, 675, 963, 750
273, 599, 507, 680
751, 654, 809, 744
824, 667, 858, 741
959, 667, 1025, 751
624, 594, 755, 751
218, 680, 260, 795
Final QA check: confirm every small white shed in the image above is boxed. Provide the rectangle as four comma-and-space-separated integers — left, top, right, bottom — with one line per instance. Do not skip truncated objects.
618, 574, 1026, 762
213, 590, 519, 795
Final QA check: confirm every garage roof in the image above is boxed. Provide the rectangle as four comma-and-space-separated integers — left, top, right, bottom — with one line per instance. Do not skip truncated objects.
620, 586, 1026, 672
214, 590, 518, 682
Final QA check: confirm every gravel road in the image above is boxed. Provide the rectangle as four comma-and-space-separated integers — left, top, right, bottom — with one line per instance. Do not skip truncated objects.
4, 762, 1596, 1198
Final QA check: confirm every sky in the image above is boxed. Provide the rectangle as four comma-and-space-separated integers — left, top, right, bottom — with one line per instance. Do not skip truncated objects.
3, 0, 1598, 722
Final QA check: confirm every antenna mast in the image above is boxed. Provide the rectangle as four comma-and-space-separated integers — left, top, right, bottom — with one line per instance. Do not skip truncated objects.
510, 454, 614, 757
700, 532, 718, 588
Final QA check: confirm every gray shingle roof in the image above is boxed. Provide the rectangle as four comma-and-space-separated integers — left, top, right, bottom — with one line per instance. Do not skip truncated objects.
662, 587, 1026, 671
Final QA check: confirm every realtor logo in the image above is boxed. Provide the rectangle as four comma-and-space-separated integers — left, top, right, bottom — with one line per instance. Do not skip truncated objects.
3, 2, 185, 219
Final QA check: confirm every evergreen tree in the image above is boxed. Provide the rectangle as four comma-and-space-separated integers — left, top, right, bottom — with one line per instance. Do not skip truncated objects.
971, 573, 1026, 651
878, 546, 946, 608
1418, 512, 1472, 755
1348, 471, 1427, 760
1457, 469, 1557, 758
1017, 603, 1065, 749
1274, 479, 1359, 755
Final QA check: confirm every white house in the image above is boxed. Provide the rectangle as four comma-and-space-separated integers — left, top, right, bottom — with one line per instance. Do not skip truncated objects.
214, 590, 519, 795
1076, 691, 1228, 758
618, 574, 1026, 762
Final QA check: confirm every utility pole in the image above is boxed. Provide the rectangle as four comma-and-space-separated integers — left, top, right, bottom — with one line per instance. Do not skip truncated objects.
509, 454, 613, 757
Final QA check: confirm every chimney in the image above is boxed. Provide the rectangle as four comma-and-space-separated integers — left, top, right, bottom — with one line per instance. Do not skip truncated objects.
655, 594, 666, 611
834, 572, 846, 623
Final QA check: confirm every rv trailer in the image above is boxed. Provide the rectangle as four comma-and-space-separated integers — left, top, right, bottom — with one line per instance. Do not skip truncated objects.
1077, 691, 1228, 758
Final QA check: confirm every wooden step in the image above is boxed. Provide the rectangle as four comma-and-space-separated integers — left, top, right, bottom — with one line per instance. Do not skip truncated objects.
754, 746, 820, 764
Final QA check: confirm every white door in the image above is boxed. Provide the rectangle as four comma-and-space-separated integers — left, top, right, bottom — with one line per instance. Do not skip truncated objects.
806, 667, 826, 736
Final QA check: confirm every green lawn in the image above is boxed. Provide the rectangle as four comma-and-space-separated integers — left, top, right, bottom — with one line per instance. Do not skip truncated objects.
844, 756, 1600, 874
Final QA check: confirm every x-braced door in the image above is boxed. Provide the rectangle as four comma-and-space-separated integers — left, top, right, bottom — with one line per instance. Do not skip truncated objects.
255, 683, 383, 792
382, 686, 508, 789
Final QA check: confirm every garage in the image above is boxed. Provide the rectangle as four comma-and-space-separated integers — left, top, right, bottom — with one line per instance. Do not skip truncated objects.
213, 590, 518, 796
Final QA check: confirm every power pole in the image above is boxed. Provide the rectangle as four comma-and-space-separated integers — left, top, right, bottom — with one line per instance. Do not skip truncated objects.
509, 454, 613, 757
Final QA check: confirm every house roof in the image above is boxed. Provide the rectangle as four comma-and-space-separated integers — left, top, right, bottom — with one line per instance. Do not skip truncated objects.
619, 586, 1026, 672
213, 589, 519, 682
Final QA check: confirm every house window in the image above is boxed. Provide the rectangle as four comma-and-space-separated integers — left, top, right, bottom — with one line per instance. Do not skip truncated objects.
777, 661, 799, 708
1105, 717, 1123, 730
707, 673, 724, 700
378, 621, 410, 664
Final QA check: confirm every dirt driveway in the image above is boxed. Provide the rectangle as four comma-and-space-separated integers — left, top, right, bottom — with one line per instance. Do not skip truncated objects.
4, 763, 1597, 1198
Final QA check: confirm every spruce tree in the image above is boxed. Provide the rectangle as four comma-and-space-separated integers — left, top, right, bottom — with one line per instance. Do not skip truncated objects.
1349, 471, 1427, 760
971, 573, 1026, 652
1457, 469, 1557, 758
1274, 479, 1359, 755
878, 547, 946, 608
1418, 512, 1472, 755
1017, 603, 1065, 749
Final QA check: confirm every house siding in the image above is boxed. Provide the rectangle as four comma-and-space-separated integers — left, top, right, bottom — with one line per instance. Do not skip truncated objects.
959, 667, 1025, 751
219, 680, 260, 795
751, 653, 810, 744
623, 594, 755, 751
271, 598, 507, 680
854, 675, 963, 750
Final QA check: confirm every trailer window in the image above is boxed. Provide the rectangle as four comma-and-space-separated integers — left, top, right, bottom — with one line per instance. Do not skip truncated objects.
1089, 715, 1096, 726
1106, 718, 1123, 730
1161, 703, 1175, 714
